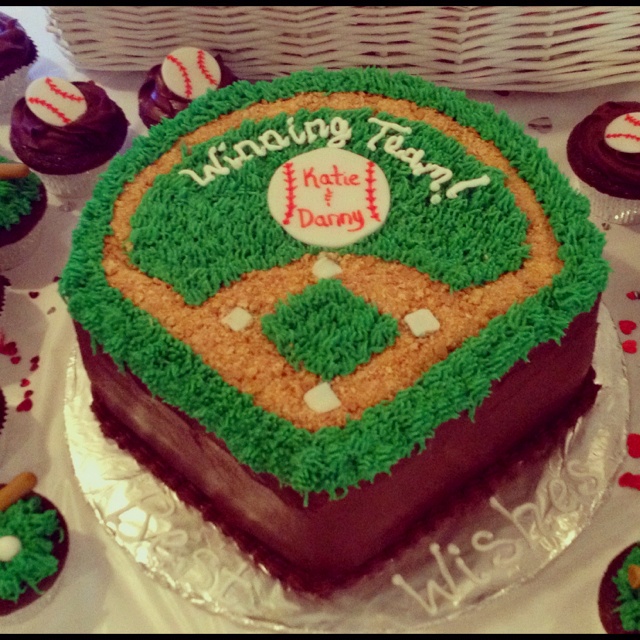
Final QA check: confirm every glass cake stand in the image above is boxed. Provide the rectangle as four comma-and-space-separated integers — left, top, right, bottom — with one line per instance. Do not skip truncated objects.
63, 305, 628, 633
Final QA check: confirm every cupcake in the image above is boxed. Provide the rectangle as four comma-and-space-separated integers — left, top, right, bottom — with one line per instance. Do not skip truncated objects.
0, 158, 47, 271
138, 46, 237, 129
599, 542, 640, 634
0, 12, 37, 115
567, 102, 640, 225
9, 76, 129, 200
0, 473, 69, 617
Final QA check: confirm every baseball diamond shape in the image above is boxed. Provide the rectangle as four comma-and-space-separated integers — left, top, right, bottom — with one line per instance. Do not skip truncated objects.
261, 278, 400, 381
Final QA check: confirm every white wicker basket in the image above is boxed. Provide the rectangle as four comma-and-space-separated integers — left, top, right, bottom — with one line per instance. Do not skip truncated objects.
46, 6, 640, 92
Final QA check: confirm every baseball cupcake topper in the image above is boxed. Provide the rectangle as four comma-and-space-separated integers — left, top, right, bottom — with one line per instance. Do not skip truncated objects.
161, 46, 222, 100
25, 77, 87, 126
604, 112, 640, 153
268, 147, 391, 248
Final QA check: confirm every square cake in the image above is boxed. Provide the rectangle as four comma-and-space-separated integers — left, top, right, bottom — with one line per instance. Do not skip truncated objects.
60, 67, 609, 594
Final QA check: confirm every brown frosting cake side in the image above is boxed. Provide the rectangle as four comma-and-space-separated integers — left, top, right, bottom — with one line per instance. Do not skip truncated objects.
76, 299, 600, 594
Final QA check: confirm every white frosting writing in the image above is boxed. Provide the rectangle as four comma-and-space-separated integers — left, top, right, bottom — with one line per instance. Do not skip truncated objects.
179, 115, 491, 204
392, 456, 603, 616
179, 116, 351, 186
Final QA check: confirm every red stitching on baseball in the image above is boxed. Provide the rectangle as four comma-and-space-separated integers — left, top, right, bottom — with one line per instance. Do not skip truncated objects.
197, 49, 218, 87
45, 77, 85, 103
27, 97, 71, 124
365, 161, 380, 221
624, 113, 640, 127
606, 132, 640, 142
166, 54, 193, 99
282, 162, 296, 225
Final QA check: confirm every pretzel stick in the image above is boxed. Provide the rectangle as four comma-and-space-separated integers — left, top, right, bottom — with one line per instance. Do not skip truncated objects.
0, 163, 30, 180
629, 564, 640, 589
0, 472, 37, 511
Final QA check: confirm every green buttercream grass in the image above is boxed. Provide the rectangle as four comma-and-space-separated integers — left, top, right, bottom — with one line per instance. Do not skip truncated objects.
261, 279, 400, 381
128, 108, 524, 305
0, 157, 42, 231
59, 67, 609, 499
613, 545, 640, 631
0, 497, 62, 603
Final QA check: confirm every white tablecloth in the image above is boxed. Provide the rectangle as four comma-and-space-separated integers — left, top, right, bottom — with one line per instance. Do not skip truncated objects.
1, 6, 638, 634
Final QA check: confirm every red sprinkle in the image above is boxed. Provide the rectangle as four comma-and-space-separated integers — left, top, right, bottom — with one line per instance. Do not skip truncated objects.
20, 378, 30, 387
10, 356, 21, 365
0, 341, 17, 356
619, 472, 640, 490
24, 389, 33, 398
620, 320, 638, 335
627, 291, 640, 300
28, 291, 39, 299
29, 355, 40, 372
628, 434, 640, 458
622, 340, 638, 354
16, 397, 32, 412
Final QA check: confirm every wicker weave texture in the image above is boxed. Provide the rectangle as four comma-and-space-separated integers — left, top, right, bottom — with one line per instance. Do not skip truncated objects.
46, 6, 640, 92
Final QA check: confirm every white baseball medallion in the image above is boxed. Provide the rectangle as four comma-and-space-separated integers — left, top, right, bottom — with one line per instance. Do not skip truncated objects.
0, 535, 22, 562
25, 77, 87, 126
161, 47, 222, 100
268, 147, 391, 248
604, 112, 640, 153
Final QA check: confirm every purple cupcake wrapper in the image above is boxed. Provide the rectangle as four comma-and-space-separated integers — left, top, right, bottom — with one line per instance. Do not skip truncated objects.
33, 162, 110, 200
578, 181, 640, 226
0, 66, 30, 115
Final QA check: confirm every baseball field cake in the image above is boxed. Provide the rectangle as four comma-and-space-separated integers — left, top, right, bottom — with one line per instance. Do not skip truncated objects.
59, 67, 609, 594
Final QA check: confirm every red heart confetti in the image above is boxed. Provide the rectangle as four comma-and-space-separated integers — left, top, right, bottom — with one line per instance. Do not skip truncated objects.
10, 356, 21, 365
24, 389, 33, 398
627, 291, 640, 300
20, 378, 30, 387
628, 434, 640, 458
619, 472, 640, 490
620, 320, 638, 335
16, 397, 32, 412
622, 340, 638, 354
0, 341, 17, 356
30, 355, 40, 372
53, 275, 60, 283
28, 291, 39, 299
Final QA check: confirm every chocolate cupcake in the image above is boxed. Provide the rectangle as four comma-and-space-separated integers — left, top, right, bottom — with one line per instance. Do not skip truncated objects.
138, 46, 237, 129
599, 542, 640, 634
0, 473, 69, 617
0, 158, 47, 271
0, 12, 37, 115
567, 102, 640, 225
10, 77, 129, 200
